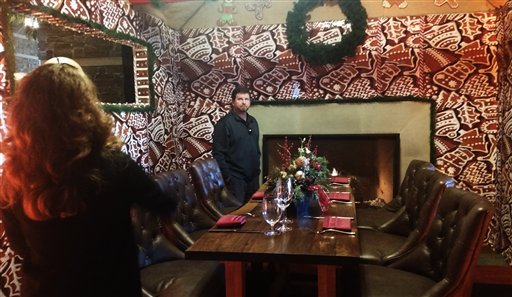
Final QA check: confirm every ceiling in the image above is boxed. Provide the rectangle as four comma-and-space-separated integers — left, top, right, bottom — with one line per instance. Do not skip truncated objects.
129, 0, 209, 30
129, 0, 506, 31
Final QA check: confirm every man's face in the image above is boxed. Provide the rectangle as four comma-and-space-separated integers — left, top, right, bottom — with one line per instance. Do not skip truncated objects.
232, 92, 251, 113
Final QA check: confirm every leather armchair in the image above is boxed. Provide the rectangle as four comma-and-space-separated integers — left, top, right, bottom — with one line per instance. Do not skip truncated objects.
351, 187, 494, 297
153, 169, 217, 251
358, 168, 455, 265
357, 159, 435, 229
131, 205, 224, 297
189, 158, 242, 220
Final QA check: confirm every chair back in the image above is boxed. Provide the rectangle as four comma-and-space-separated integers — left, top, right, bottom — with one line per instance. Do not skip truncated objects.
389, 187, 494, 296
380, 168, 455, 236
378, 169, 455, 263
130, 205, 184, 269
385, 160, 436, 212
189, 158, 242, 219
153, 169, 217, 250
356, 159, 436, 230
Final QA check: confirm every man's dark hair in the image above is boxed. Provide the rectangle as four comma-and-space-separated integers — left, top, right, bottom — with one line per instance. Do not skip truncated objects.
231, 85, 250, 101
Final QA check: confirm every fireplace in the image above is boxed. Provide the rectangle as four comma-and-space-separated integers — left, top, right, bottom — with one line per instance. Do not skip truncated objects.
262, 134, 400, 202
250, 99, 434, 203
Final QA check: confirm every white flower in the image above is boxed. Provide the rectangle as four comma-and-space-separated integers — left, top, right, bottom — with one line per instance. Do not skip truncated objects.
295, 170, 304, 180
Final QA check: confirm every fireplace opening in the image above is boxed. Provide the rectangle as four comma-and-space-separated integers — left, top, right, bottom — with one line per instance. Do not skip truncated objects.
262, 134, 400, 203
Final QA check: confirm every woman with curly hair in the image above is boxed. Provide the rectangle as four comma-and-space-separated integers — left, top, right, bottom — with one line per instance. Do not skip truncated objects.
0, 57, 176, 297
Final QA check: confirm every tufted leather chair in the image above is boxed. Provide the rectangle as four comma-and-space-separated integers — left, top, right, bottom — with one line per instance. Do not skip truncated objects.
357, 159, 435, 229
153, 169, 217, 251
351, 187, 494, 297
358, 168, 456, 265
189, 158, 243, 220
131, 205, 225, 297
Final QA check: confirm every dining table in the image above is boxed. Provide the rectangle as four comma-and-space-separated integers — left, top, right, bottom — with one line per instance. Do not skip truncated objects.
185, 183, 359, 297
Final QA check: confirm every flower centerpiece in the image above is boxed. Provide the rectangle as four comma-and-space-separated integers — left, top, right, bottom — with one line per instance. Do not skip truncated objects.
266, 136, 331, 214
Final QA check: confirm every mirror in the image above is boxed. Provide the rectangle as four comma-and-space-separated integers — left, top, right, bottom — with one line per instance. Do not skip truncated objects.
9, 2, 155, 112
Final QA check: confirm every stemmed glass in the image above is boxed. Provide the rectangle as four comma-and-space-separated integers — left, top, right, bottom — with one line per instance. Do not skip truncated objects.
262, 196, 283, 236
277, 177, 294, 232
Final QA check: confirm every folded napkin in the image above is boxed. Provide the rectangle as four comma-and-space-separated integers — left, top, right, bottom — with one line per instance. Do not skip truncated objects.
215, 215, 247, 228
323, 216, 352, 231
328, 192, 351, 201
251, 191, 266, 200
330, 176, 350, 184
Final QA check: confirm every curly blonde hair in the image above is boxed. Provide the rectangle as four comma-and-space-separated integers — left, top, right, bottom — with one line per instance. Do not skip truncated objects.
0, 62, 122, 220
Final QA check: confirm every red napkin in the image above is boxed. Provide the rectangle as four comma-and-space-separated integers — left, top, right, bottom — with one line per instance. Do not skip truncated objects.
215, 215, 247, 228
323, 216, 352, 231
330, 176, 350, 184
328, 192, 351, 201
251, 191, 266, 200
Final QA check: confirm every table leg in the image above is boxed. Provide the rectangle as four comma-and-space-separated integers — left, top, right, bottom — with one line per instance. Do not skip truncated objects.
224, 261, 246, 297
317, 265, 336, 297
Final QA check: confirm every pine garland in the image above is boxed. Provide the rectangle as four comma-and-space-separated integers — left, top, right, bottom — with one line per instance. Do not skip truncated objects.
286, 0, 368, 65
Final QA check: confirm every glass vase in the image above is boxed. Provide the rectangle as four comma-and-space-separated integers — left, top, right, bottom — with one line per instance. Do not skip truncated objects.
295, 191, 313, 218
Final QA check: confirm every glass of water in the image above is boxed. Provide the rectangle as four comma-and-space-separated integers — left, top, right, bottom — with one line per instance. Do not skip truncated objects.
262, 196, 282, 236
277, 177, 294, 232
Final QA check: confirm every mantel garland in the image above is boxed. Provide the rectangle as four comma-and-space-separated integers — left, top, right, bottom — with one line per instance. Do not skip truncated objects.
251, 96, 436, 164
286, 0, 368, 65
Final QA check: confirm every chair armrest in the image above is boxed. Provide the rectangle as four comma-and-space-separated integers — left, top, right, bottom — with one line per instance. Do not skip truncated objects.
162, 220, 196, 251
202, 199, 224, 220
219, 189, 243, 208
377, 207, 411, 236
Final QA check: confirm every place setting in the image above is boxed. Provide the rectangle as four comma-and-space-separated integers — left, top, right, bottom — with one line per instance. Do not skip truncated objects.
208, 214, 258, 233
329, 168, 351, 185
314, 216, 356, 236
327, 191, 352, 204
208, 177, 296, 236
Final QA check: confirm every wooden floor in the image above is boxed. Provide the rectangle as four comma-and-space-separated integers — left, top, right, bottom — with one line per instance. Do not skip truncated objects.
472, 245, 512, 296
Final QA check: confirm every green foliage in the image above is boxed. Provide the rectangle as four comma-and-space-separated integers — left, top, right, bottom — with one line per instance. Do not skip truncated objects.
150, 0, 164, 9
267, 136, 330, 202
286, 0, 368, 65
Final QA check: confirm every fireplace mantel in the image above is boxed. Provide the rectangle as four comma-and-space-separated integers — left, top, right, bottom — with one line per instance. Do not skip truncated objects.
250, 99, 434, 184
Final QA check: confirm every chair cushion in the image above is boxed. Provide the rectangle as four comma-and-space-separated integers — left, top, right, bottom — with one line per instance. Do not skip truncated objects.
358, 264, 436, 297
358, 229, 407, 264
356, 206, 397, 229
140, 260, 224, 297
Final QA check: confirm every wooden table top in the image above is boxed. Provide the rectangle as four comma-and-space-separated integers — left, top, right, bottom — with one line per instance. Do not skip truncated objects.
185, 186, 360, 266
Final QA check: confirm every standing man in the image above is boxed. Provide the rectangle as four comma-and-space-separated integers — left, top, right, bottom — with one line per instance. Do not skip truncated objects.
213, 84, 261, 204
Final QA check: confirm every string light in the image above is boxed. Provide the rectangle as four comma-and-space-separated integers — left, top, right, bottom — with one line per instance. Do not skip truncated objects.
24, 16, 39, 29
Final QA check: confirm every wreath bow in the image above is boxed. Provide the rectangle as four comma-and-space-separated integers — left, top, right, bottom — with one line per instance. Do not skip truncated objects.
286, 0, 368, 65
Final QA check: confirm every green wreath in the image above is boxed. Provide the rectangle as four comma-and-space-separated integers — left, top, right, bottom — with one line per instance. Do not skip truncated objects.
286, 0, 368, 65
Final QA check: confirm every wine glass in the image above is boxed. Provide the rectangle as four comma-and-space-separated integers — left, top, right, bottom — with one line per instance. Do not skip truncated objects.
277, 177, 294, 232
262, 196, 283, 236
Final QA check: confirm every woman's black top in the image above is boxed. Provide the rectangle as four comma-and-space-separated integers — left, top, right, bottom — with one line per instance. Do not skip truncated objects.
0, 151, 176, 297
